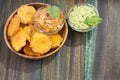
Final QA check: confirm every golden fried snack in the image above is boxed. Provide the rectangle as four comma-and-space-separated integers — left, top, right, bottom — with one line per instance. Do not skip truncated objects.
23, 25, 36, 37
30, 32, 52, 55
7, 15, 20, 37
17, 5, 36, 24
23, 44, 40, 56
11, 29, 29, 51
49, 34, 63, 49
23, 25, 37, 42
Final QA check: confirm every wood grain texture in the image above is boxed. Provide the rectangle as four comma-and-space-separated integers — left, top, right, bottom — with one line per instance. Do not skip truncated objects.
0, 0, 85, 80
41, 1, 85, 80
93, 0, 120, 80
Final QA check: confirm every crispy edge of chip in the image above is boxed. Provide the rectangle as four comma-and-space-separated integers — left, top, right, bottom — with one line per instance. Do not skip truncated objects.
23, 25, 37, 41
17, 5, 36, 24
23, 43, 41, 56
11, 28, 27, 51
30, 32, 52, 54
49, 34, 63, 49
7, 14, 20, 37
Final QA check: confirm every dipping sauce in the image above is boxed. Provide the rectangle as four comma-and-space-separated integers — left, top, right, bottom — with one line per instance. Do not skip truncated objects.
33, 6, 64, 34
68, 4, 102, 32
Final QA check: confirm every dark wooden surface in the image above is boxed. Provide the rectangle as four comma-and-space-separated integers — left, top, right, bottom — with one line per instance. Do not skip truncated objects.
0, 0, 120, 80
93, 0, 120, 80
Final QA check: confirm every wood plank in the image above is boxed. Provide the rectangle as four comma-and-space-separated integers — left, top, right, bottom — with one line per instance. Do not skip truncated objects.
93, 0, 120, 80
42, 0, 85, 80
84, 0, 97, 80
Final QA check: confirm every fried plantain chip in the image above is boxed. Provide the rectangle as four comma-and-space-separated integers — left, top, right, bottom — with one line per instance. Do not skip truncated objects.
23, 25, 36, 36
23, 25, 37, 41
23, 43, 41, 56
49, 34, 63, 49
17, 5, 36, 24
7, 15, 20, 37
11, 28, 28, 51
30, 32, 52, 55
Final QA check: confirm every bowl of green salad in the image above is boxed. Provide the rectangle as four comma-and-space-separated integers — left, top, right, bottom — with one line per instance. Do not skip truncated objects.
67, 3, 102, 32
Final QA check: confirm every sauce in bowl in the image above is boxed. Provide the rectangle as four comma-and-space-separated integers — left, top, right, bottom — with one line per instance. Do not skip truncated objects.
33, 6, 64, 34
67, 4, 102, 32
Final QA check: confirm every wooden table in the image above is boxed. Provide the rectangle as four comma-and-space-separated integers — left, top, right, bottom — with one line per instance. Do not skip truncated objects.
0, 0, 120, 80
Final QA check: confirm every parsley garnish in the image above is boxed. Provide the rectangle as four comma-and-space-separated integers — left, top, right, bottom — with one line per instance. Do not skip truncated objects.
84, 16, 102, 27
46, 5, 60, 18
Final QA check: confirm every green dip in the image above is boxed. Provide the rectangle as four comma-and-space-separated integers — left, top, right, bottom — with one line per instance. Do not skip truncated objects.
68, 4, 98, 30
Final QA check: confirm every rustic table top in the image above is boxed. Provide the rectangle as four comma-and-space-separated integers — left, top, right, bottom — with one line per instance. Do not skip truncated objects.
0, 0, 120, 80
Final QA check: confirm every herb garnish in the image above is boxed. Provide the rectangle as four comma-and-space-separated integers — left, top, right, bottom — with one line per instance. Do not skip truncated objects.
84, 16, 102, 27
46, 5, 60, 18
